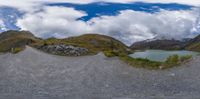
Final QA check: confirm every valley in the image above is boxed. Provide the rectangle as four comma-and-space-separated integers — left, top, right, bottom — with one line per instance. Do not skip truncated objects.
0, 30, 200, 69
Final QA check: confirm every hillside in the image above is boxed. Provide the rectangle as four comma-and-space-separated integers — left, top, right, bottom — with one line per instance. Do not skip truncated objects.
0, 30, 41, 53
185, 35, 200, 52
65, 34, 130, 53
35, 34, 131, 56
131, 39, 185, 50
130, 34, 200, 52
0, 31, 130, 55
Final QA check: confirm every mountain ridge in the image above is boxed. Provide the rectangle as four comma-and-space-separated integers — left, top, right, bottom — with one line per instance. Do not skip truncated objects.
185, 35, 200, 51
130, 39, 186, 50
0, 30, 130, 56
0, 30, 200, 55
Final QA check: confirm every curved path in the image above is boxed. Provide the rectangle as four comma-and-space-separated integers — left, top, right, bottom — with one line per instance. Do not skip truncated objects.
0, 47, 200, 99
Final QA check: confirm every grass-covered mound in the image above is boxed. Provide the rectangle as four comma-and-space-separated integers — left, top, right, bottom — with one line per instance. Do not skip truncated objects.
0, 30, 41, 53
34, 34, 131, 55
120, 54, 193, 70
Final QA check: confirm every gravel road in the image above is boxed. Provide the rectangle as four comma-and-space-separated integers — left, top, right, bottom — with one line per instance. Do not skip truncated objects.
0, 46, 200, 99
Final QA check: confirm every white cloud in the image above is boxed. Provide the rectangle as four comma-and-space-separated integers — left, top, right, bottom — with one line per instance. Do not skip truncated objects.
16, 6, 199, 45
17, 6, 88, 38
0, 20, 7, 31
87, 9, 198, 45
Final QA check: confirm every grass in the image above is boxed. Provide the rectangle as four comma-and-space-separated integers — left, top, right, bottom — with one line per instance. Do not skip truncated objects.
103, 50, 130, 57
162, 54, 193, 69
104, 50, 119, 57
120, 55, 162, 70
180, 55, 192, 62
119, 54, 193, 70
0, 31, 131, 56
186, 42, 200, 52
0, 30, 41, 53
11, 47, 24, 54
34, 34, 131, 55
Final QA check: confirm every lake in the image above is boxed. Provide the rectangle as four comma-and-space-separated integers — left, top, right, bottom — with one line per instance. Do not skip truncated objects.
129, 50, 199, 62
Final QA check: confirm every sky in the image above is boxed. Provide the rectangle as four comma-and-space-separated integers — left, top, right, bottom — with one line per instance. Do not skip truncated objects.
0, 0, 200, 45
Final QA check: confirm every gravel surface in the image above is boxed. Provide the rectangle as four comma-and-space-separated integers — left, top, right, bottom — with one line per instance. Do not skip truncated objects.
0, 46, 200, 99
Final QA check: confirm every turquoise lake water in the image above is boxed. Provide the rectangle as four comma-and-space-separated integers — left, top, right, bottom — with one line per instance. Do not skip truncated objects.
129, 50, 199, 62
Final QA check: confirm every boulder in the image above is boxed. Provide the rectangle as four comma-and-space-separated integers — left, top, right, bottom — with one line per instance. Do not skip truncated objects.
40, 44, 89, 56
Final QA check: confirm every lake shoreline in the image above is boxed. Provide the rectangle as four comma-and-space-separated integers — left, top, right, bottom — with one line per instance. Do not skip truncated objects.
130, 50, 199, 62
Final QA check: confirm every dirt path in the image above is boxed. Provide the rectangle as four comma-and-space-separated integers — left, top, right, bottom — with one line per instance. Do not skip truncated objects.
0, 46, 200, 99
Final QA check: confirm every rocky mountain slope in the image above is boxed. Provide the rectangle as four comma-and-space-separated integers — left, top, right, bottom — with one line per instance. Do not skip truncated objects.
39, 44, 89, 56
130, 34, 200, 52
131, 39, 185, 50
185, 35, 200, 52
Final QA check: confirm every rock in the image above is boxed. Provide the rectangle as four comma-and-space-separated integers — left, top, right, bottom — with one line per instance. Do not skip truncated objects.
40, 44, 89, 56
169, 73, 176, 76
159, 65, 165, 69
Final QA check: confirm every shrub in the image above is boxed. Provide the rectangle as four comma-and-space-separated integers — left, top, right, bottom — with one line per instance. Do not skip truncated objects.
120, 55, 162, 69
180, 55, 192, 62
104, 50, 121, 57
118, 53, 195, 70
165, 54, 179, 65
11, 47, 24, 54
104, 51, 116, 57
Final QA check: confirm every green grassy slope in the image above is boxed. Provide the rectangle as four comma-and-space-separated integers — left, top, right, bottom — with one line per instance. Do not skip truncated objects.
0, 31, 130, 55
185, 35, 200, 52
0, 30, 41, 53
34, 34, 131, 55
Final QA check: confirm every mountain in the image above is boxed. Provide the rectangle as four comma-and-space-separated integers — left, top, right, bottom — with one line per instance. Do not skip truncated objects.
185, 35, 200, 52
131, 34, 200, 52
131, 39, 185, 50
0, 30, 41, 53
0, 30, 130, 56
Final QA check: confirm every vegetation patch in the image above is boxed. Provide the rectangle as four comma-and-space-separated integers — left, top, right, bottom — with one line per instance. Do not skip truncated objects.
120, 55, 162, 70
103, 50, 129, 57
163, 54, 193, 69
186, 42, 200, 52
104, 50, 119, 57
180, 55, 193, 62
120, 54, 193, 70
11, 47, 24, 54
0, 30, 41, 53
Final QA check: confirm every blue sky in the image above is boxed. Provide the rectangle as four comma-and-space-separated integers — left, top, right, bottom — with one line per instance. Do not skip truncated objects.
48, 2, 193, 21
0, 0, 200, 45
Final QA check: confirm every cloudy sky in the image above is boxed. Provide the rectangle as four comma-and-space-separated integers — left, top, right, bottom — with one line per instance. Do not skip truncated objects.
0, 0, 200, 45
